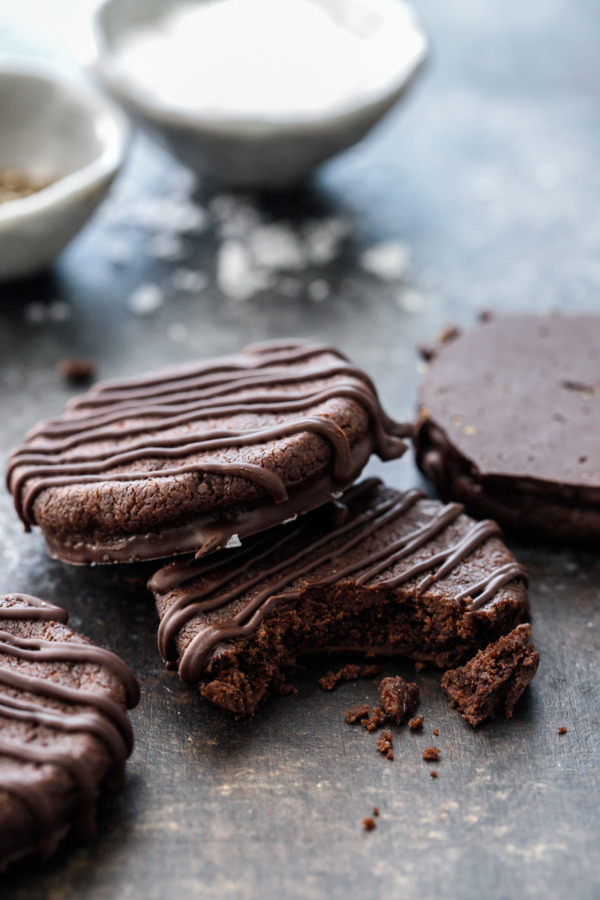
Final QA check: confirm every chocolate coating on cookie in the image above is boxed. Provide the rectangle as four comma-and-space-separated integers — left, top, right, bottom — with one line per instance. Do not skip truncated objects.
416, 315, 600, 542
150, 479, 528, 716
7, 340, 410, 564
0, 593, 139, 870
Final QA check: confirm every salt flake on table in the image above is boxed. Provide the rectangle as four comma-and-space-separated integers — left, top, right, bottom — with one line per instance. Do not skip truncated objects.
128, 283, 164, 315
360, 241, 411, 282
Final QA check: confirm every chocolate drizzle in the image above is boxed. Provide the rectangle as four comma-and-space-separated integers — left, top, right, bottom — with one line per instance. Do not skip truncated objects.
0, 594, 139, 862
150, 479, 528, 683
7, 342, 410, 541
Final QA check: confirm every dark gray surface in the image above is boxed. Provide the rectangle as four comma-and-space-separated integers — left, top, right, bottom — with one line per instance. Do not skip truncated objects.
1, 1, 599, 898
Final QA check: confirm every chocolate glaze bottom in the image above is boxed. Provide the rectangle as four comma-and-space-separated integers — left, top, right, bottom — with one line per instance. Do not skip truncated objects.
150, 479, 530, 716
42, 450, 370, 565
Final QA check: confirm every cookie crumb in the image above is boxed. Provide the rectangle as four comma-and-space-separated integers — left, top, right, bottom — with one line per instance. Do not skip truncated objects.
361, 664, 380, 679
319, 664, 361, 691
430, 770, 438, 779
346, 704, 370, 725
432, 728, 440, 736
409, 716, 424, 731
558, 726, 567, 735
438, 324, 461, 344
372, 807, 380, 817
362, 817, 376, 832
377, 730, 394, 761
379, 676, 420, 725
423, 746, 440, 762
418, 344, 437, 362
362, 707, 387, 732
414, 661, 427, 673
57, 358, 95, 385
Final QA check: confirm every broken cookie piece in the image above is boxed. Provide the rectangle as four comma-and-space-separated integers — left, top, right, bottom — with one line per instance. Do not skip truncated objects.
441, 624, 539, 727
379, 676, 420, 725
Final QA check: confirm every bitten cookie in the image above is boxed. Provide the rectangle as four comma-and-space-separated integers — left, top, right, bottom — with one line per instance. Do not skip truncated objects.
7, 340, 409, 564
0, 593, 139, 871
149, 478, 529, 716
415, 314, 600, 543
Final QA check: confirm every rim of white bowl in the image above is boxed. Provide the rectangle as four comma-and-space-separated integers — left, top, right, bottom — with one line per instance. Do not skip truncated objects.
82, 0, 428, 132
0, 57, 130, 226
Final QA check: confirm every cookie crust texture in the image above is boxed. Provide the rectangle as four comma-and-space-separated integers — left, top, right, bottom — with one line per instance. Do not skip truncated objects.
7, 340, 410, 564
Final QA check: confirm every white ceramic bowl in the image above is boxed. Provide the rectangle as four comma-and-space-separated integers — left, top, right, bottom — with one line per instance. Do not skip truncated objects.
84, 0, 428, 188
0, 59, 130, 281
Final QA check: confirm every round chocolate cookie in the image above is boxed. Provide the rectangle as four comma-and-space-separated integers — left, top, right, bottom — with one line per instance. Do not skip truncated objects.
7, 340, 410, 565
149, 478, 529, 716
0, 593, 139, 871
415, 314, 600, 543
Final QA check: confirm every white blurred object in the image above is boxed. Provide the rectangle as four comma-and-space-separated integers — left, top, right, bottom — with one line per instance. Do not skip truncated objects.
360, 240, 411, 282
0, 59, 129, 281
128, 282, 164, 314
85, 0, 428, 187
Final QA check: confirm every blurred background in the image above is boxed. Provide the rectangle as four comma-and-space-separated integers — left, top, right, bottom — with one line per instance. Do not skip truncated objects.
0, 2, 599, 898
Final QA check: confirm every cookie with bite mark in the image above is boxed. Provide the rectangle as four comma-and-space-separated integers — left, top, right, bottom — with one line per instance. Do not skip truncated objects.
149, 479, 530, 716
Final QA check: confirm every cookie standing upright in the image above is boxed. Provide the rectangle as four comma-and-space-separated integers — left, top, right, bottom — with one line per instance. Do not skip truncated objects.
7, 340, 410, 564
149, 479, 530, 716
415, 315, 600, 542
0, 592, 139, 870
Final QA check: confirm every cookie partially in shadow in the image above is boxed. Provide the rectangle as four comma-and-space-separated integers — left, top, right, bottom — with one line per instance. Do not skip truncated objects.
416, 314, 600, 543
149, 479, 529, 716
0, 593, 139, 871
7, 340, 409, 564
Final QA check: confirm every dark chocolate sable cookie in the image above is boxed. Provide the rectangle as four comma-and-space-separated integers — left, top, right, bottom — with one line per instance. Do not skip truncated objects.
441, 623, 539, 726
149, 479, 529, 716
415, 314, 600, 542
0, 593, 139, 871
7, 340, 409, 565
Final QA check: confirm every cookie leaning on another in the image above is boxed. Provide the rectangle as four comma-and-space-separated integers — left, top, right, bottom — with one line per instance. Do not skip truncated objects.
7, 340, 410, 565
0, 593, 139, 871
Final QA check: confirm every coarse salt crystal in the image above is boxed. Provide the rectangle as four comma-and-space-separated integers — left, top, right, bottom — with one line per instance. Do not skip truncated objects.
172, 268, 209, 293
307, 279, 330, 301
360, 241, 411, 282
216, 240, 273, 301
248, 223, 306, 271
128, 283, 164, 315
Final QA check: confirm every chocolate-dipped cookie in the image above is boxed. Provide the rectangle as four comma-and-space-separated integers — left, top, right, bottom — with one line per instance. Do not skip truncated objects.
0, 593, 139, 871
7, 340, 409, 565
149, 479, 529, 716
415, 314, 600, 542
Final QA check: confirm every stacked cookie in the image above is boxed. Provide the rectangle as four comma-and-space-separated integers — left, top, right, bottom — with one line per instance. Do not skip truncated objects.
7, 339, 534, 721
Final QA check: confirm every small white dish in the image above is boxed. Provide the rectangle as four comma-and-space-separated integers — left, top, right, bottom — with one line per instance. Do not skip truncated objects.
84, 0, 428, 188
0, 59, 130, 281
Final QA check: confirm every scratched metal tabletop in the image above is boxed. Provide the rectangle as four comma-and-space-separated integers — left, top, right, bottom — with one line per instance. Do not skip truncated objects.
0, 1, 599, 898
